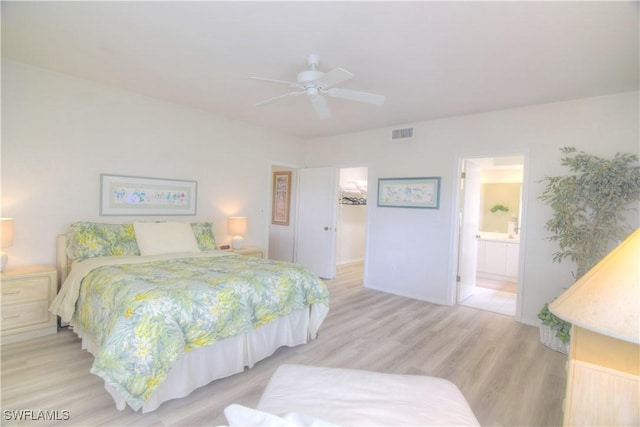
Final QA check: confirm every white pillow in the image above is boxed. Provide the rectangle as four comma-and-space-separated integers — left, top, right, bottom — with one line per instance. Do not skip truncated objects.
224, 405, 338, 427
134, 222, 201, 256
224, 405, 297, 427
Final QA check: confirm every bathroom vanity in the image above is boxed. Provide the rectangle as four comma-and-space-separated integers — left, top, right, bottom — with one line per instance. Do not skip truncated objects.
476, 233, 519, 282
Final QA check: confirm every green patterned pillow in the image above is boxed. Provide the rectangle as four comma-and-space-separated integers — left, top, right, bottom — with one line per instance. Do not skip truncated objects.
191, 222, 217, 251
68, 222, 140, 261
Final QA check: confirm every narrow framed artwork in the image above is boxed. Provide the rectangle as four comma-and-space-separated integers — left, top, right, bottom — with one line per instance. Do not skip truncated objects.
377, 177, 441, 209
100, 174, 197, 216
272, 171, 292, 225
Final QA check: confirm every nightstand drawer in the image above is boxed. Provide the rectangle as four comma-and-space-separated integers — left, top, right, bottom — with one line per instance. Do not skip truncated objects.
233, 247, 264, 258
1, 277, 51, 304
0, 265, 57, 344
1, 301, 50, 330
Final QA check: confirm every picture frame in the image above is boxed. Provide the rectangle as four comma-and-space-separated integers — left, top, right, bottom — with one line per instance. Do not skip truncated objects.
377, 177, 441, 209
272, 171, 292, 225
100, 174, 197, 216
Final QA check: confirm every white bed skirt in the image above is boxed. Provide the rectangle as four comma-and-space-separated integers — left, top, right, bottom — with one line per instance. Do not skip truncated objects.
73, 304, 329, 413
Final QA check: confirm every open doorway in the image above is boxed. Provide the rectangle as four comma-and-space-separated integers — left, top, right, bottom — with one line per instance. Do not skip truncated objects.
456, 155, 524, 316
268, 165, 368, 279
337, 167, 368, 266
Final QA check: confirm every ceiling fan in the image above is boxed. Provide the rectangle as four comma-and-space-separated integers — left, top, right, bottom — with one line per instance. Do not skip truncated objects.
248, 54, 385, 119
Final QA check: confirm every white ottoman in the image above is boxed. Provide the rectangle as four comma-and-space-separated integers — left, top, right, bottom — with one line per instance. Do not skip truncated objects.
246, 364, 480, 426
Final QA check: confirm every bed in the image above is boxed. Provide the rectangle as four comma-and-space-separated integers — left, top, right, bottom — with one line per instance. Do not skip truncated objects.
50, 221, 330, 413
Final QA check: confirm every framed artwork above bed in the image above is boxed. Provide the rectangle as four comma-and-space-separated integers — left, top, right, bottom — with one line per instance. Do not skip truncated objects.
100, 174, 197, 216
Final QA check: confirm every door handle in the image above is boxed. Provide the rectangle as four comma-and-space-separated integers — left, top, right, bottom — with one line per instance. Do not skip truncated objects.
324, 226, 329, 231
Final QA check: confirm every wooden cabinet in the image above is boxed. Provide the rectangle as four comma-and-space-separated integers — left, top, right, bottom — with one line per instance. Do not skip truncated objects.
1, 265, 57, 344
477, 240, 519, 281
563, 326, 639, 426
232, 247, 264, 258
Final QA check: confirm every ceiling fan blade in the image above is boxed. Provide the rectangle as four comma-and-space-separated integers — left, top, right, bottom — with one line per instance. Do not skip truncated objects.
247, 76, 301, 89
309, 95, 332, 120
327, 88, 386, 106
254, 91, 304, 107
318, 67, 354, 88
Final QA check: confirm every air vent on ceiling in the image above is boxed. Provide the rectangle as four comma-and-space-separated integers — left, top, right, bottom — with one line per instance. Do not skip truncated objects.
391, 127, 414, 140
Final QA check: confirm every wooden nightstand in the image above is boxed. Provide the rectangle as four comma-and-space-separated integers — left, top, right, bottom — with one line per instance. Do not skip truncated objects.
232, 247, 264, 258
1, 265, 57, 344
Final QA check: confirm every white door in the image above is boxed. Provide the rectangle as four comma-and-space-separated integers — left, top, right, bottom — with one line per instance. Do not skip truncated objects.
295, 167, 338, 279
457, 160, 481, 302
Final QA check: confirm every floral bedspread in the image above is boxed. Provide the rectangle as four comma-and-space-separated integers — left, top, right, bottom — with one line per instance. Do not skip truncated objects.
61, 253, 329, 410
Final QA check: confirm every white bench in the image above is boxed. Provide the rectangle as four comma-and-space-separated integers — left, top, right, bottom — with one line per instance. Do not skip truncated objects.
225, 364, 480, 426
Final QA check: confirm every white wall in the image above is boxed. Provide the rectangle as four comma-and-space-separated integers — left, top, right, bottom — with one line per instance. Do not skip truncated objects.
268, 165, 297, 262
1, 60, 304, 267
3, 60, 638, 328
302, 91, 640, 326
337, 204, 366, 264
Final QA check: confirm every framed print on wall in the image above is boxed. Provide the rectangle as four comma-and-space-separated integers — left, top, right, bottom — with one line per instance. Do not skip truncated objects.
100, 174, 197, 215
272, 171, 292, 225
377, 176, 441, 209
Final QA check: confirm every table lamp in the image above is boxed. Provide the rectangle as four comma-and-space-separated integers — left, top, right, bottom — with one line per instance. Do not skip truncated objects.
549, 228, 639, 343
1, 218, 15, 272
228, 216, 247, 250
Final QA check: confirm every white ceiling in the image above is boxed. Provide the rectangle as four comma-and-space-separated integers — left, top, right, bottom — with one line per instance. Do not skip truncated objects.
2, 1, 638, 139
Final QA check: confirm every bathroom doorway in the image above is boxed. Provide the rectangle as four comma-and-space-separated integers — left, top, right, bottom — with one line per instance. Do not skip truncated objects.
456, 155, 524, 316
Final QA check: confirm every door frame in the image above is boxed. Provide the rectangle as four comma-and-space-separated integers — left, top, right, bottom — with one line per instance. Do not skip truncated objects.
450, 150, 530, 322
455, 158, 482, 304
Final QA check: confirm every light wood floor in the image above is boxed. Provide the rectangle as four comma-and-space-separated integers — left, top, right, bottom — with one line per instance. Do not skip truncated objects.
1, 263, 567, 426
477, 277, 518, 294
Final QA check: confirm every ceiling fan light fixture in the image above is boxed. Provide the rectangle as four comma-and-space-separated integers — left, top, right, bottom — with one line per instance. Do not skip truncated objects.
251, 54, 385, 119
297, 70, 323, 84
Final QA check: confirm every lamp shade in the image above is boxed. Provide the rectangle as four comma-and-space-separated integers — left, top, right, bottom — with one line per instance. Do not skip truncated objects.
549, 228, 640, 344
1, 218, 14, 248
228, 217, 247, 236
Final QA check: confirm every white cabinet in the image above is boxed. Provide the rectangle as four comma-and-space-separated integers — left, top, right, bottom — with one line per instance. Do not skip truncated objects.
1, 265, 57, 344
477, 239, 519, 280
505, 243, 520, 278
481, 241, 507, 274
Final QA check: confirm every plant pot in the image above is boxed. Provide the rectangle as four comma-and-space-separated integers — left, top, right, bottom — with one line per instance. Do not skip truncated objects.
539, 324, 569, 354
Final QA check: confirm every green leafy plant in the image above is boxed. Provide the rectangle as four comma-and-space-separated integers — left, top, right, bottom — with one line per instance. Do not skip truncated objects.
489, 203, 509, 214
538, 147, 640, 342
537, 303, 571, 343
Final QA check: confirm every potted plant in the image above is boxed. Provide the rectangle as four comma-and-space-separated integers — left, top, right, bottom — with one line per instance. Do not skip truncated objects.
489, 203, 509, 214
537, 304, 571, 353
538, 147, 640, 353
